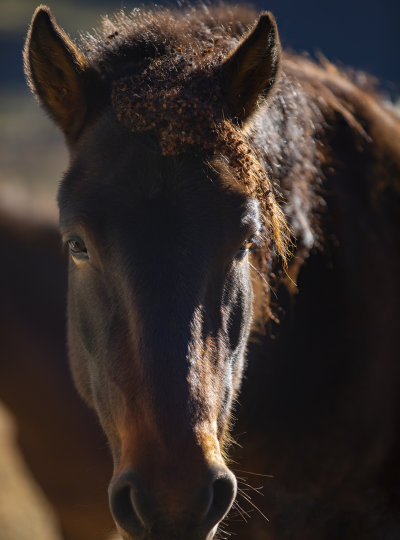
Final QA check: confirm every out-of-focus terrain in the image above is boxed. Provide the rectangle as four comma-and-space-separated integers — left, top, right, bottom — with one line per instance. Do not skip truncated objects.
0, 91, 66, 222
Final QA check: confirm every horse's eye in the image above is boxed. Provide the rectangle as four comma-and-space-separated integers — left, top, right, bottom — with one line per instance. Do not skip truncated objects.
240, 241, 254, 251
68, 240, 88, 258
236, 240, 253, 260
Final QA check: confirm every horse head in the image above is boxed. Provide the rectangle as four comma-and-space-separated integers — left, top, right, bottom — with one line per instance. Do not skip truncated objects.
24, 7, 286, 539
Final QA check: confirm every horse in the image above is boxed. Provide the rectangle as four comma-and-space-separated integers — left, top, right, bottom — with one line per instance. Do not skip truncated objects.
23, 4, 400, 540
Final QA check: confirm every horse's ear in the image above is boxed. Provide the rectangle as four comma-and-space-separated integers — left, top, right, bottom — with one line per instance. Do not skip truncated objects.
222, 12, 281, 123
24, 6, 90, 141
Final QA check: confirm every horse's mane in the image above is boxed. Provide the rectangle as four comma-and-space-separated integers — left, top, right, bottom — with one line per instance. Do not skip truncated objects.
79, 4, 400, 315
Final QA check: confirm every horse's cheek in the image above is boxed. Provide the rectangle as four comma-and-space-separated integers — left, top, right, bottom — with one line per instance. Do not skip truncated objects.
66, 316, 93, 408
67, 306, 127, 457
66, 273, 111, 405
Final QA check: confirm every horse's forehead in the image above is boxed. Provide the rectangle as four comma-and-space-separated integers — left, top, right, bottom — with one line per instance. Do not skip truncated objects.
59, 116, 246, 233
63, 115, 208, 199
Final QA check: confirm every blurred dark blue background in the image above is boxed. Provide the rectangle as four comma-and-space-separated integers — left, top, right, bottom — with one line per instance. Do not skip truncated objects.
1, 0, 399, 93
267, 0, 400, 97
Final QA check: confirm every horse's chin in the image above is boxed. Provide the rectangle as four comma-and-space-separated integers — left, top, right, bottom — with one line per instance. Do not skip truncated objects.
117, 524, 219, 540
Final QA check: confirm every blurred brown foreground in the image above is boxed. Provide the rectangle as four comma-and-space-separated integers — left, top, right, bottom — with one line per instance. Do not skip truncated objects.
0, 397, 122, 539
0, 400, 62, 540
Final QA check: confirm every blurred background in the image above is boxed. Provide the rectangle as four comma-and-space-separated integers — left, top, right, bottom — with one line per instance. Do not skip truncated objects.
0, 1, 399, 539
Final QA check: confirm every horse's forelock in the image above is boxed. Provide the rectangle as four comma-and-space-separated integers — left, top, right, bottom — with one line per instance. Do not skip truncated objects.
111, 57, 291, 270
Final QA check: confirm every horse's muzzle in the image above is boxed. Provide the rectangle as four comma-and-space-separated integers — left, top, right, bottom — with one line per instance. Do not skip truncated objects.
109, 465, 237, 539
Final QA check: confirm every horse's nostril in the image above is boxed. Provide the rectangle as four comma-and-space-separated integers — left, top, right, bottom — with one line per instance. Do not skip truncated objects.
213, 477, 236, 512
109, 476, 144, 538
202, 470, 237, 532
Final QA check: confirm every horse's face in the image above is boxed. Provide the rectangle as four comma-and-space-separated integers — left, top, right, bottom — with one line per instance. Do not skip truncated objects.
60, 112, 258, 536
25, 7, 281, 539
